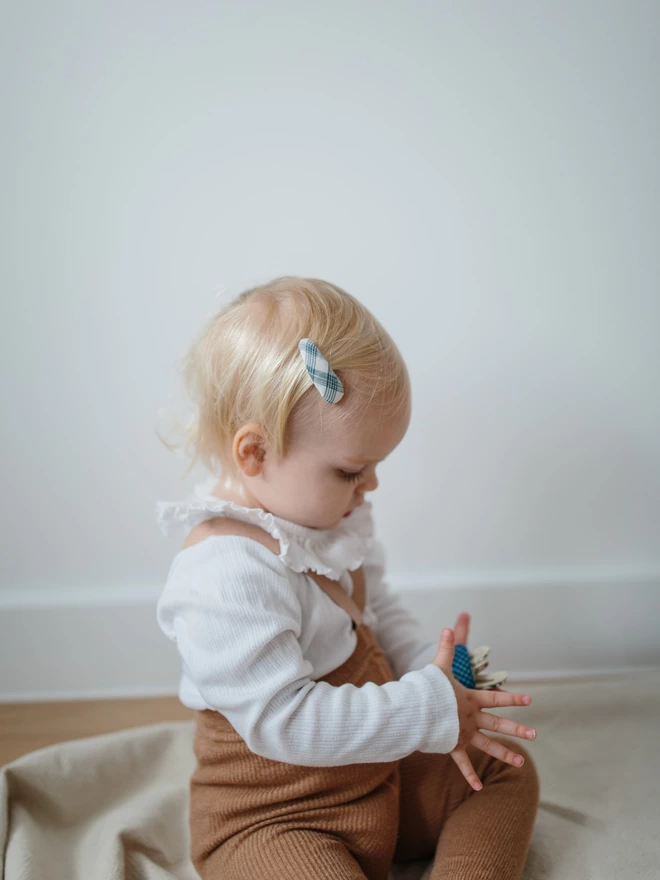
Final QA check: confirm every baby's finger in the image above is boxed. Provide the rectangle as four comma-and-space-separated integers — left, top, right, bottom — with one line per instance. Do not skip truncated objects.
470, 731, 526, 768
433, 628, 455, 673
476, 711, 536, 742
453, 612, 470, 645
450, 747, 483, 791
474, 688, 532, 708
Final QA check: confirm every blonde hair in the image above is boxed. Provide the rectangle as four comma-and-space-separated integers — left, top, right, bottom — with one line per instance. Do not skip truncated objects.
157, 276, 410, 479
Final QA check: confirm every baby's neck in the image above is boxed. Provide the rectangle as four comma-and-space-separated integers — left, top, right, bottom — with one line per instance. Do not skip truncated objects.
211, 476, 263, 511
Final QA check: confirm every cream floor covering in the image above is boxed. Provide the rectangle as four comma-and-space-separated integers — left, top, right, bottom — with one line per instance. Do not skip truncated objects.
1, 672, 659, 880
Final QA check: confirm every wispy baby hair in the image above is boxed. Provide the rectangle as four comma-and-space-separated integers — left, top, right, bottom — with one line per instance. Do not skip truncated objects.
158, 276, 410, 479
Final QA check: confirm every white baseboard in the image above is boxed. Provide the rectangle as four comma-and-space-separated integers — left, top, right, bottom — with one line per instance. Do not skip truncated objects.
1, 569, 658, 702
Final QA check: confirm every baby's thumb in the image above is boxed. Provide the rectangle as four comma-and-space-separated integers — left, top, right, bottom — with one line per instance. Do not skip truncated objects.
433, 628, 455, 673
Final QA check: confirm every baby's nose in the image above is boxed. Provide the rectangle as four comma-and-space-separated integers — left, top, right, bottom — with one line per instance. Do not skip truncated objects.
361, 471, 379, 493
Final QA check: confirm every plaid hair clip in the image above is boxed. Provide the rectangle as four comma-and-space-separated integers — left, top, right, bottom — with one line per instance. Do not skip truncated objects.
452, 644, 509, 690
298, 338, 345, 404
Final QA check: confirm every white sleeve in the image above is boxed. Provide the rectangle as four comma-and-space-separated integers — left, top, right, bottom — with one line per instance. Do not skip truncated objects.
157, 537, 459, 767
364, 537, 440, 677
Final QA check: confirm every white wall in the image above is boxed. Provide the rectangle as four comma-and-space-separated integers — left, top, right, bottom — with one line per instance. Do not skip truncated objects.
1, 1, 659, 697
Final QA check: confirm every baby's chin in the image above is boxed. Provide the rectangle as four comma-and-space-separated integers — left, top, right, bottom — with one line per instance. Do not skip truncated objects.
311, 516, 346, 531
329, 507, 361, 529
304, 512, 352, 531
283, 504, 364, 531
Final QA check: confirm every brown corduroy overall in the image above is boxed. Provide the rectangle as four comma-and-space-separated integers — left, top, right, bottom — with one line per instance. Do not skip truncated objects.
184, 518, 539, 880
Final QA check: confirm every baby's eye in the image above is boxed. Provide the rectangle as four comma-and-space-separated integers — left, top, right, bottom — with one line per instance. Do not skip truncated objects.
337, 469, 364, 483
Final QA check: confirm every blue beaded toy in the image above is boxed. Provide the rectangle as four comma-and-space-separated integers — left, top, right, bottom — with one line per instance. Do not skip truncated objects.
452, 644, 508, 690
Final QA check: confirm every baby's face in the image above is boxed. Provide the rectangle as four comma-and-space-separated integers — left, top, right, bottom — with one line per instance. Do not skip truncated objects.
236, 394, 411, 530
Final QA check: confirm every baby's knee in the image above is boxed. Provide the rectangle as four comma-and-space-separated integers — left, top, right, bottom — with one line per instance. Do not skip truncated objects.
509, 742, 540, 804
485, 736, 539, 802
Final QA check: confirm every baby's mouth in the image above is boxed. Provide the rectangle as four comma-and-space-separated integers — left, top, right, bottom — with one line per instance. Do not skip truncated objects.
343, 501, 363, 518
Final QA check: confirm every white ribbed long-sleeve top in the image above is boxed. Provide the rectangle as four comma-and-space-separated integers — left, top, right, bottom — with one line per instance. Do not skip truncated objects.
155, 477, 459, 767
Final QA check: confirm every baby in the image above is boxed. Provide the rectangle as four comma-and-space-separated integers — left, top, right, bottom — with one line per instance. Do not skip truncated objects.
155, 277, 539, 880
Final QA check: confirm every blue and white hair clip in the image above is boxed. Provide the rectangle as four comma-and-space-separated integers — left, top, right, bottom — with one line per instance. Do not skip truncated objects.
298, 338, 345, 404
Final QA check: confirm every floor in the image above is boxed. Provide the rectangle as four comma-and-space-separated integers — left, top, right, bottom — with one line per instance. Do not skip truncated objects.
0, 696, 193, 767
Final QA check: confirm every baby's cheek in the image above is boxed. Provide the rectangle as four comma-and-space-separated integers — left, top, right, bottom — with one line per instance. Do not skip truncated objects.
321, 480, 348, 511
313, 475, 340, 503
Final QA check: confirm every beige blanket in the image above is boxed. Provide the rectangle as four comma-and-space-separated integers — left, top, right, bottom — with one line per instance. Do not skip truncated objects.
2, 672, 659, 879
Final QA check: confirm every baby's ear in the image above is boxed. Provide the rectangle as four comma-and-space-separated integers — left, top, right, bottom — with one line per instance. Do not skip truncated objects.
234, 424, 267, 476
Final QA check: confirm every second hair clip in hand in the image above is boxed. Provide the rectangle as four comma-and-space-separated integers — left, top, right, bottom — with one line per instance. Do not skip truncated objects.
452, 644, 508, 690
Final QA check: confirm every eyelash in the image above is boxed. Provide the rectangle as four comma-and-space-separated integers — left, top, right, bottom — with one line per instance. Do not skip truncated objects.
337, 469, 364, 483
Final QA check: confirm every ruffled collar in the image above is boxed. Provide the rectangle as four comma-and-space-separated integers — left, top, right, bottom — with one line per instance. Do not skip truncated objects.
155, 475, 374, 581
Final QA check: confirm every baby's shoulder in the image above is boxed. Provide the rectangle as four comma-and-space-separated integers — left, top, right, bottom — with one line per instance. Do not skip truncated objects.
182, 515, 280, 556
157, 520, 304, 633
170, 516, 294, 586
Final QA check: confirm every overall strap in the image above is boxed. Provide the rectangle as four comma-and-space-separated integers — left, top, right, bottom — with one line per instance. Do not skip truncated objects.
182, 516, 366, 627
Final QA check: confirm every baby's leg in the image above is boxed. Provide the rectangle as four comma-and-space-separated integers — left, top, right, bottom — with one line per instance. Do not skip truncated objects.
394, 737, 539, 880
195, 826, 382, 880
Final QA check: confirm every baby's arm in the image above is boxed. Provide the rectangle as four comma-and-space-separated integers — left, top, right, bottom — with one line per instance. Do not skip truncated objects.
157, 537, 459, 767
363, 537, 438, 676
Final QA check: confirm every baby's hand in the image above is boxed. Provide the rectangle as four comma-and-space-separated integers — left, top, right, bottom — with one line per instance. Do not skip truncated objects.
433, 627, 535, 791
